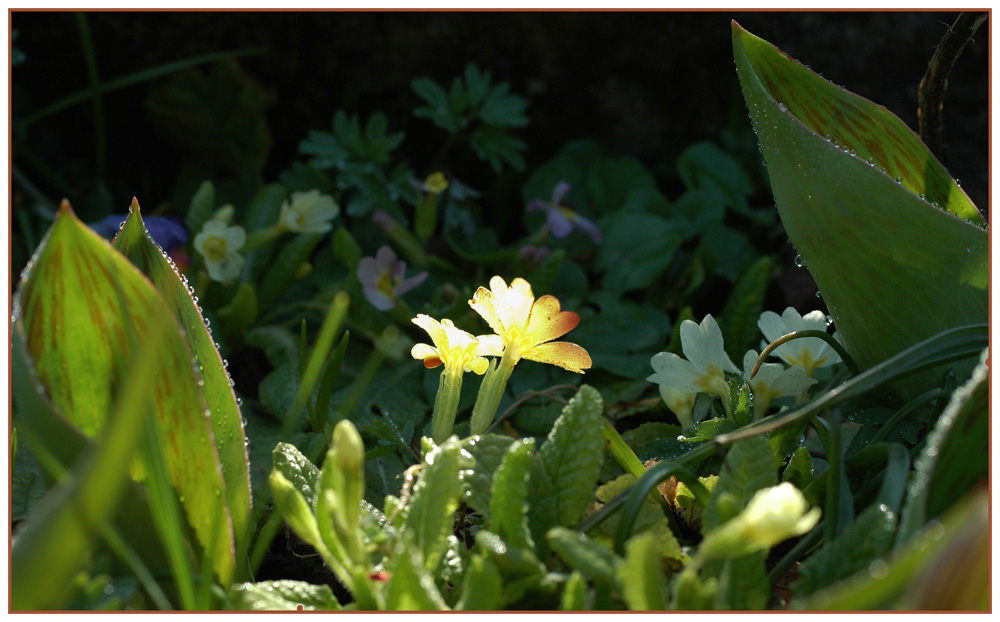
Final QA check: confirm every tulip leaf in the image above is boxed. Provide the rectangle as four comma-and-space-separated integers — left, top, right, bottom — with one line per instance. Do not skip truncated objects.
732, 22, 988, 400
12, 202, 236, 584
113, 199, 252, 560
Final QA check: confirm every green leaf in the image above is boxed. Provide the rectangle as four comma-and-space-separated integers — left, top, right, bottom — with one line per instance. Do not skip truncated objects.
113, 199, 252, 555
463, 434, 516, 520
619, 531, 668, 611
228, 580, 341, 611
411, 76, 449, 110
781, 446, 814, 490
560, 570, 589, 611
404, 438, 471, 571
271, 442, 321, 511
257, 233, 324, 308
456, 554, 502, 611
489, 438, 536, 551
11, 309, 169, 611
732, 22, 987, 400
185, 180, 215, 237
13, 203, 236, 584
795, 501, 897, 597
676, 141, 754, 214
530, 386, 606, 543
711, 551, 769, 610
385, 544, 449, 611
595, 212, 682, 293
898, 351, 988, 543
702, 436, 776, 533
719, 255, 774, 361
547, 527, 621, 587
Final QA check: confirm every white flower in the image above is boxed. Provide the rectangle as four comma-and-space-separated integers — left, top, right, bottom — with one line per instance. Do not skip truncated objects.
194, 220, 245, 283
278, 190, 340, 234
758, 308, 841, 376
698, 483, 821, 561
742, 350, 817, 418
648, 314, 740, 429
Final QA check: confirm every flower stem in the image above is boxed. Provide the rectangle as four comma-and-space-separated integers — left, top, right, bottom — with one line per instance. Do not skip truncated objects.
470, 350, 517, 436
430, 363, 465, 443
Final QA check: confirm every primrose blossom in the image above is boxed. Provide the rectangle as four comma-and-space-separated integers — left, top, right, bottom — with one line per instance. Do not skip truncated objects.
758, 308, 841, 376
194, 220, 246, 283
278, 190, 340, 234
356, 245, 428, 311
527, 180, 602, 244
742, 349, 816, 418
647, 314, 740, 430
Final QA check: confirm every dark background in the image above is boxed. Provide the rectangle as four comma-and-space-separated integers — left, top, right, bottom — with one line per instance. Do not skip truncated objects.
11, 10, 988, 222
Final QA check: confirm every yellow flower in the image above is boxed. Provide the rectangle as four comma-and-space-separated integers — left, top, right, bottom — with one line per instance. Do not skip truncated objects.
423, 171, 449, 195
469, 276, 591, 373
410, 315, 503, 375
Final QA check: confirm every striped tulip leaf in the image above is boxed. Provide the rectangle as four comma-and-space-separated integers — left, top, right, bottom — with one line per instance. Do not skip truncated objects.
12, 201, 236, 584
113, 198, 251, 557
732, 22, 988, 399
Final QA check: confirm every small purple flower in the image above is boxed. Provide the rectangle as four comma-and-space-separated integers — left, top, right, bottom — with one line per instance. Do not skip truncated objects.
357, 245, 428, 311
91, 214, 188, 251
526, 181, 602, 244
518, 244, 552, 266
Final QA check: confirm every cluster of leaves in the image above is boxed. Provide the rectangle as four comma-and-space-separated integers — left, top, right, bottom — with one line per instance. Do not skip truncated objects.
10, 21, 988, 613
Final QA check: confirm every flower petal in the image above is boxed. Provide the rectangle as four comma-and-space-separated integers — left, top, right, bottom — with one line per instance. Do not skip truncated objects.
525, 295, 579, 345
648, 351, 704, 394
547, 209, 574, 238
470, 285, 505, 336
681, 314, 739, 375
394, 271, 428, 296
411, 343, 439, 362
525, 341, 591, 373
572, 213, 602, 244
363, 287, 396, 311
475, 334, 505, 357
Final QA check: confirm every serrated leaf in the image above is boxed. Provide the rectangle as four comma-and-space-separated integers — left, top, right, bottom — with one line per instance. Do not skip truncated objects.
463, 434, 516, 520
457, 554, 502, 611
114, 199, 251, 553
733, 22, 987, 399
411, 76, 449, 111
547, 527, 621, 587
619, 531, 668, 611
489, 438, 536, 552
271, 442, 321, 511
404, 439, 470, 571
702, 436, 776, 533
386, 544, 449, 611
13, 202, 236, 584
535, 386, 606, 529
228, 580, 341, 611
795, 501, 897, 596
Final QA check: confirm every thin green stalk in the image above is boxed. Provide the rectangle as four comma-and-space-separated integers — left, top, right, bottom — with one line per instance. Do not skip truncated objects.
75, 12, 106, 179
750, 330, 859, 379
280, 292, 350, 436
822, 411, 844, 544
601, 418, 646, 480
868, 387, 946, 445
18, 47, 266, 127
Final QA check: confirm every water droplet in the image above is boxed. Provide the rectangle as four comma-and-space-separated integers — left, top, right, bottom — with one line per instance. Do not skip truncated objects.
955, 179, 962, 187
918, 193, 926, 200
794, 255, 806, 268
849, 148, 857, 156
868, 559, 889, 579
815, 291, 822, 298
894, 175, 903, 183
966, 245, 974, 253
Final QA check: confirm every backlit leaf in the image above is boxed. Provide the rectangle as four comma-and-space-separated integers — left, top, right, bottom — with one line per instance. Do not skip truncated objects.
732, 22, 987, 400
13, 202, 235, 583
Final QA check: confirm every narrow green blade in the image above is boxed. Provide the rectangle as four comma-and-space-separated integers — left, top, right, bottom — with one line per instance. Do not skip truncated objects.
113, 198, 251, 556
12, 201, 235, 584
732, 22, 987, 399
